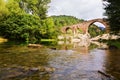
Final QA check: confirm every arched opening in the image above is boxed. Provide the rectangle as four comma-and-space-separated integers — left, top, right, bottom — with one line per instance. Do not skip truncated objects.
88, 22, 106, 37
65, 27, 73, 34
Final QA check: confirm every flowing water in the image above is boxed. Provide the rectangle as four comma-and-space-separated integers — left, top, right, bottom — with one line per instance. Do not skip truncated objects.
0, 41, 120, 80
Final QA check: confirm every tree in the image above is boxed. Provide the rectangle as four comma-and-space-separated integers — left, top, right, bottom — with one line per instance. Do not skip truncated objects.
6, 0, 26, 15
18, 0, 51, 19
0, 0, 9, 20
103, 0, 120, 33
39, 17, 57, 39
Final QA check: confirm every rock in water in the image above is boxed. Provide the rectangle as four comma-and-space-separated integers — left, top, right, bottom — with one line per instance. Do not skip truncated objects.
28, 44, 43, 48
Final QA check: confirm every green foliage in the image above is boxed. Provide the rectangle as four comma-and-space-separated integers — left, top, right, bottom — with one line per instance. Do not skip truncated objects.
0, 14, 41, 43
66, 29, 72, 34
103, 0, 120, 33
89, 43, 98, 50
0, 0, 9, 20
40, 17, 57, 39
107, 39, 120, 49
51, 15, 84, 27
18, 0, 51, 19
88, 25, 105, 37
77, 29, 84, 34
6, 0, 24, 15
0, 0, 53, 43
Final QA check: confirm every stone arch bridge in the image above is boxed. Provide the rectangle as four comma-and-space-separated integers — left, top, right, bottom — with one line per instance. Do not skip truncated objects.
61, 18, 109, 34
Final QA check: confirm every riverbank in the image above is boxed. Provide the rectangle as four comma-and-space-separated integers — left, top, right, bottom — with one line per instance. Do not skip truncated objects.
101, 39, 120, 49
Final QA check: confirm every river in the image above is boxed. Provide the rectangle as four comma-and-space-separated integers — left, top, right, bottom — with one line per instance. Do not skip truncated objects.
0, 41, 120, 80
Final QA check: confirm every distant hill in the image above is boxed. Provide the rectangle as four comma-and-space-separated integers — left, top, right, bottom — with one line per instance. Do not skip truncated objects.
99, 26, 105, 30
50, 15, 84, 27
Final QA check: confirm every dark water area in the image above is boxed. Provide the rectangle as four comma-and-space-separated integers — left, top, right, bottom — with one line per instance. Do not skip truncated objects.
0, 41, 120, 80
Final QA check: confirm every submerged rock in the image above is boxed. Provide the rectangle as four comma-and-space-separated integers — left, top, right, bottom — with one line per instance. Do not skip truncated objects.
28, 44, 43, 48
50, 48, 57, 50
0, 66, 56, 80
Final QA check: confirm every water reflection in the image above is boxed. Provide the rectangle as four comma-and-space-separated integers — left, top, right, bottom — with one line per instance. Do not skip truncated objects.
48, 48, 108, 80
105, 50, 120, 79
0, 41, 120, 80
57, 40, 108, 53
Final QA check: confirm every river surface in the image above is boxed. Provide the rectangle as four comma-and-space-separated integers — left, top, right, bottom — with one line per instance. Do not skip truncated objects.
0, 41, 120, 80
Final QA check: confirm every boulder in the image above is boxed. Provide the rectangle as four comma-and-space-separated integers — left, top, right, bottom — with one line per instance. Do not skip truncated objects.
28, 44, 43, 48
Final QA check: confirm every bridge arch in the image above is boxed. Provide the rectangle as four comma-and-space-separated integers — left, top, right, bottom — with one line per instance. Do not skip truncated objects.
88, 22, 106, 37
85, 19, 109, 33
65, 27, 73, 34
61, 25, 78, 34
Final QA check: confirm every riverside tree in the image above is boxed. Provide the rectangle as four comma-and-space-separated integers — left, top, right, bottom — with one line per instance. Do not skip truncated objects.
18, 0, 51, 19
103, 0, 120, 33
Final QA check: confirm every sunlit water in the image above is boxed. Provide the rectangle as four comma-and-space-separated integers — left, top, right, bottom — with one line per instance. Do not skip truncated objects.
0, 41, 120, 80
